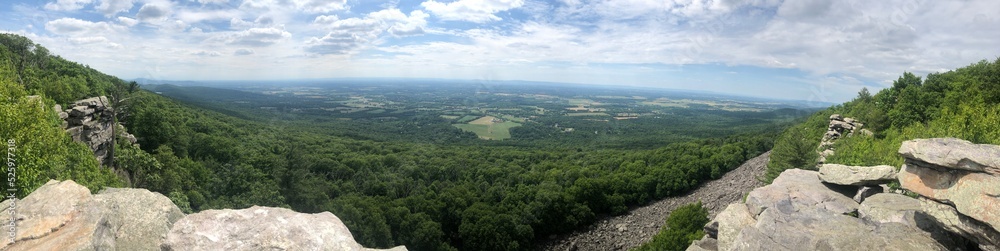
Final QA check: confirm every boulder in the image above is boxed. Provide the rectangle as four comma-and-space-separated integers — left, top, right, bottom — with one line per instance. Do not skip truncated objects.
858, 193, 922, 226
828, 120, 854, 131
0, 180, 108, 251
730, 207, 949, 251
69, 106, 94, 117
162, 206, 407, 251
93, 188, 185, 251
0, 180, 186, 251
853, 186, 883, 203
898, 162, 1000, 230
73, 96, 110, 108
830, 114, 843, 121
918, 197, 1000, 251
818, 164, 897, 186
898, 138, 1000, 174
710, 203, 756, 251
745, 169, 858, 217
686, 235, 718, 251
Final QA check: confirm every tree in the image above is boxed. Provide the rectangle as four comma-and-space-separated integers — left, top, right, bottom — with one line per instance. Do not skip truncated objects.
107, 80, 140, 169
764, 125, 819, 183
635, 201, 709, 251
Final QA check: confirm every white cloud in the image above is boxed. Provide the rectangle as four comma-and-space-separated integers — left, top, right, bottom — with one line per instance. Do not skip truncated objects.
117, 16, 139, 26
306, 17, 382, 54
68, 36, 110, 44
45, 18, 124, 36
44, 0, 93, 11
293, 0, 348, 13
96, 0, 134, 16
421, 0, 524, 23
231, 17, 253, 30
193, 50, 223, 57
224, 27, 292, 47
197, 0, 229, 4
137, 4, 171, 22
234, 48, 255, 55
314, 15, 340, 25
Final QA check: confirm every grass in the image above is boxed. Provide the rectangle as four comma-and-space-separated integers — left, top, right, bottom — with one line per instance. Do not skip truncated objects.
440, 115, 460, 120
453, 120, 522, 140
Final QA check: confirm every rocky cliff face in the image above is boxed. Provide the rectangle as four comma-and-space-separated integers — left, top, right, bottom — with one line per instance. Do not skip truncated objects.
56, 96, 137, 166
1, 180, 407, 251
690, 137, 1000, 251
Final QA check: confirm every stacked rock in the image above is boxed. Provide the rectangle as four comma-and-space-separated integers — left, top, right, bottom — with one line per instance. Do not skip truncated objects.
897, 138, 1000, 250
818, 164, 896, 203
818, 114, 872, 164
56, 96, 138, 166
60, 96, 116, 166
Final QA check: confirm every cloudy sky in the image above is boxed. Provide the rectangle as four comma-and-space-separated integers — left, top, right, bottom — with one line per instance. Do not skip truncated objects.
1, 0, 998, 102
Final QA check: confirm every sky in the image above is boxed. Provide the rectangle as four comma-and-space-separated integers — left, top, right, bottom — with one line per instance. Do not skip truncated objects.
1, 0, 999, 103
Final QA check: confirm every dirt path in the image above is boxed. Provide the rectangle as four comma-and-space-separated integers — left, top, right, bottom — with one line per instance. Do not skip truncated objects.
536, 151, 771, 251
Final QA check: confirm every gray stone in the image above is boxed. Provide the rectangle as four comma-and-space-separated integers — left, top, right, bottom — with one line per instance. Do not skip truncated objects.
94, 188, 185, 251
70, 106, 95, 117
745, 169, 858, 217
730, 207, 949, 251
73, 96, 110, 108
830, 114, 843, 121
163, 206, 407, 251
0, 180, 188, 251
711, 203, 755, 251
919, 197, 1000, 250
686, 235, 718, 251
853, 186, 883, 203
818, 164, 897, 186
898, 138, 1000, 174
859, 193, 922, 226
899, 162, 1000, 231
828, 120, 854, 131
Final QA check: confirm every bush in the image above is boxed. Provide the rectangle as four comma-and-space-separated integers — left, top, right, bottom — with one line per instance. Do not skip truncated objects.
634, 201, 709, 251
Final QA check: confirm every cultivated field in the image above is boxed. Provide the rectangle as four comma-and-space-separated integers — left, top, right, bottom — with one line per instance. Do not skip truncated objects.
453, 116, 522, 140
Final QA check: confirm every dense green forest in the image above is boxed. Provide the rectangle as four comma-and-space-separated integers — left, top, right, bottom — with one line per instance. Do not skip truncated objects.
1, 33, 788, 250
766, 59, 1000, 182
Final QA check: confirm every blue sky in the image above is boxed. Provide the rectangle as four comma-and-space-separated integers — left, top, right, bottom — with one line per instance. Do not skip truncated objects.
2, 0, 999, 102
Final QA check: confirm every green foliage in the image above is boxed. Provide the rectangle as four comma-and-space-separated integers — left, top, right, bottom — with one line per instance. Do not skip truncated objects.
0, 75, 121, 197
633, 202, 709, 251
769, 58, 1000, 183
764, 114, 825, 183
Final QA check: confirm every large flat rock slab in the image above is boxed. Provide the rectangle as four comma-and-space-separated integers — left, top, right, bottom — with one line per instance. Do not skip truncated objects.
899, 162, 1000, 231
163, 206, 407, 251
819, 164, 897, 186
745, 169, 858, 217
898, 138, 1000, 174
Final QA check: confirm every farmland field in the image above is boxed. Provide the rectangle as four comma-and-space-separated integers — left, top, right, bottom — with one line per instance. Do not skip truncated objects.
453, 116, 522, 140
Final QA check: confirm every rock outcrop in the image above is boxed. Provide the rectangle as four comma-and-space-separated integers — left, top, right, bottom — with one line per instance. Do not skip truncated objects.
898, 138, 1000, 250
58, 96, 137, 166
818, 114, 869, 164
163, 206, 407, 251
818, 164, 897, 186
691, 137, 1000, 251
2, 180, 407, 251
0, 180, 182, 251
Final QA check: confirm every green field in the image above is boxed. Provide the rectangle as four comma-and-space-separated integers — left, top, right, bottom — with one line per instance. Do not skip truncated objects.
440, 115, 460, 120
453, 121, 522, 140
